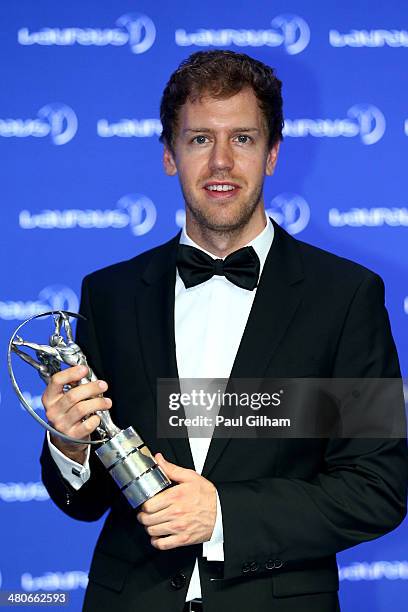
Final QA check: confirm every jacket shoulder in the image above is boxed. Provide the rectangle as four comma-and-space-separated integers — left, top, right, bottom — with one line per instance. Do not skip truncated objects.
295, 235, 381, 285
81, 234, 179, 290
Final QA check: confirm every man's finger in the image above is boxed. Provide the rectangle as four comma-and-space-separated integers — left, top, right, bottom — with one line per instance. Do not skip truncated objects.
145, 522, 174, 537
60, 396, 112, 429
150, 534, 190, 550
137, 507, 173, 526
155, 453, 197, 484
45, 365, 88, 398
63, 379, 108, 406
69, 414, 102, 440
140, 487, 174, 514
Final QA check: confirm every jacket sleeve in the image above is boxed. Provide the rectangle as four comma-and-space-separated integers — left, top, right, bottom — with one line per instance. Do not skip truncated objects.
40, 275, 116, 521
217, 272, 408, 580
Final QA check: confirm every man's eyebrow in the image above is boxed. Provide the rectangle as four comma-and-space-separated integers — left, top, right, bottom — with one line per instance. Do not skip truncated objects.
183, 127, 261, 134
231, 127, 260, 133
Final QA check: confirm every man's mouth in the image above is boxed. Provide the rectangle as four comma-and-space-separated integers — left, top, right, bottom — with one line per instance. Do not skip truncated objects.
203, 182, 240, 195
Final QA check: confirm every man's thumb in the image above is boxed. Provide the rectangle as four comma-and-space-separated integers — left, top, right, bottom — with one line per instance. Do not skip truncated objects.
155, 453, 195, 483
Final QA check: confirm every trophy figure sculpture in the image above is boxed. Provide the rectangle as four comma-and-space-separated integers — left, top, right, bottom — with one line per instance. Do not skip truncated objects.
8, 310, 171, 508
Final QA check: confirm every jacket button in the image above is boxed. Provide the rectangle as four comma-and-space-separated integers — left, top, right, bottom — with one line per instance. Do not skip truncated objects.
250, 561, 259, 572
170, 573, 187, 590
242, 562, 251, 573
265, 560, 275, 570
274, 559, 284, 569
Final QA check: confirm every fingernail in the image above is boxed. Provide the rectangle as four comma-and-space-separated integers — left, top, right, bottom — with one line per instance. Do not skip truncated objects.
98, 381, 108, 391
78, 365, 88, 374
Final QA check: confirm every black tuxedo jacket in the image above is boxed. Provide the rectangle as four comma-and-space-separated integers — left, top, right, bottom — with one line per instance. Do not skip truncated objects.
41, 222, 407, 612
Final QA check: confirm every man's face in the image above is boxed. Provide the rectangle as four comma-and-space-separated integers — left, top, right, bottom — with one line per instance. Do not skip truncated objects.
163, 87, 280, 233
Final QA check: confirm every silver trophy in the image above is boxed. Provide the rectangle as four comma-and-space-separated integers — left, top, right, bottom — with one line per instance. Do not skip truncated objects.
7, 310, 171, 508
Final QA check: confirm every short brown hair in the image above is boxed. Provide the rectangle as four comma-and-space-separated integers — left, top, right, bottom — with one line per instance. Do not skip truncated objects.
159, 50, 284, 151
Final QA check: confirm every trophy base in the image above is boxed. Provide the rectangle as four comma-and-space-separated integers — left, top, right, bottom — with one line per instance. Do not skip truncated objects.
95, 426, 171, 508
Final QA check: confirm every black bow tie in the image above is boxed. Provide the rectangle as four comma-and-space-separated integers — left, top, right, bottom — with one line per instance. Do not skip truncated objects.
177, 244, 260, 291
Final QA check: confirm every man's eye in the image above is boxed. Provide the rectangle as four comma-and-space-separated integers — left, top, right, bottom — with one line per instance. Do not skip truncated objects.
235, 135, 251, 144
192, 135, 208, 144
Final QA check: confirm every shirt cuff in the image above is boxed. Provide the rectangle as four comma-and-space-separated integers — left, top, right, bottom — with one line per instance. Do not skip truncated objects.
202, 489, 224, 561
47, 431, 91, 491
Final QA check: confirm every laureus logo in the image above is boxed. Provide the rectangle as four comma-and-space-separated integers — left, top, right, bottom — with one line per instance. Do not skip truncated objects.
19, 195, 157, 236
266, 193, 310, 235
21, 571, 88, 591
0, 286, 79, 320
330, 28, 408, 48
0, 103, 78, 145
347, 104, 386, 145
37, 103, 78, 145
283, 104, 386, 145
18, 13, 156, 55
37, 286, 79, 313
116, 13, 156, 54
175, 13, 310, 55
116, 194, 157, 236
270, 14, 310, 55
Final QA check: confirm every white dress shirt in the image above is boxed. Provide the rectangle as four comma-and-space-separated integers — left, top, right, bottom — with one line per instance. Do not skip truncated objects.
48, 215, 274, 602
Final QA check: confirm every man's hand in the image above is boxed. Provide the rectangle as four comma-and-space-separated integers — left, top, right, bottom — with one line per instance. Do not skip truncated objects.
42, 365, 112, 464
137, 453, 217, 550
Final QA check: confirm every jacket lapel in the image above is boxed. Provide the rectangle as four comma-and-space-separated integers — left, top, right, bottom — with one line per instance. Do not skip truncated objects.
202, 222, 305, 477
135, 235, 195, 470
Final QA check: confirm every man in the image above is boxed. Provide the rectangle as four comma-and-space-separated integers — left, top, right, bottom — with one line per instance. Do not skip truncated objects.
40, 51, 407, 612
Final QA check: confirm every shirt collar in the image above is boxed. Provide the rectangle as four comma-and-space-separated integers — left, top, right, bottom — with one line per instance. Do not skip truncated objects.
179, 215, 274, 275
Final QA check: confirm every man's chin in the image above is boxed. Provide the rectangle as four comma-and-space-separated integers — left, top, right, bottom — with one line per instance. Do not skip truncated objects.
191, 213, 251, 234
187, 203, 258, 232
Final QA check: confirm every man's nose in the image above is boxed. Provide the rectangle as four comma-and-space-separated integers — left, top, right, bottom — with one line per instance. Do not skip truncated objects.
208, 140, 234, 173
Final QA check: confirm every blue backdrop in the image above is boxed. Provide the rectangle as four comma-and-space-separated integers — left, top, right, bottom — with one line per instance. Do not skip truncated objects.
1, 1, 407, 610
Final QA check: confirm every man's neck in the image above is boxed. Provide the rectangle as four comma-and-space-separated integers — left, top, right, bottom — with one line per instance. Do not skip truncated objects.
185, 211, 268, 258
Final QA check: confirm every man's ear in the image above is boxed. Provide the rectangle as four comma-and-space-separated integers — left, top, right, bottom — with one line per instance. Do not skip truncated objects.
163, 144, 178, 176
265, 141, 281, 176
